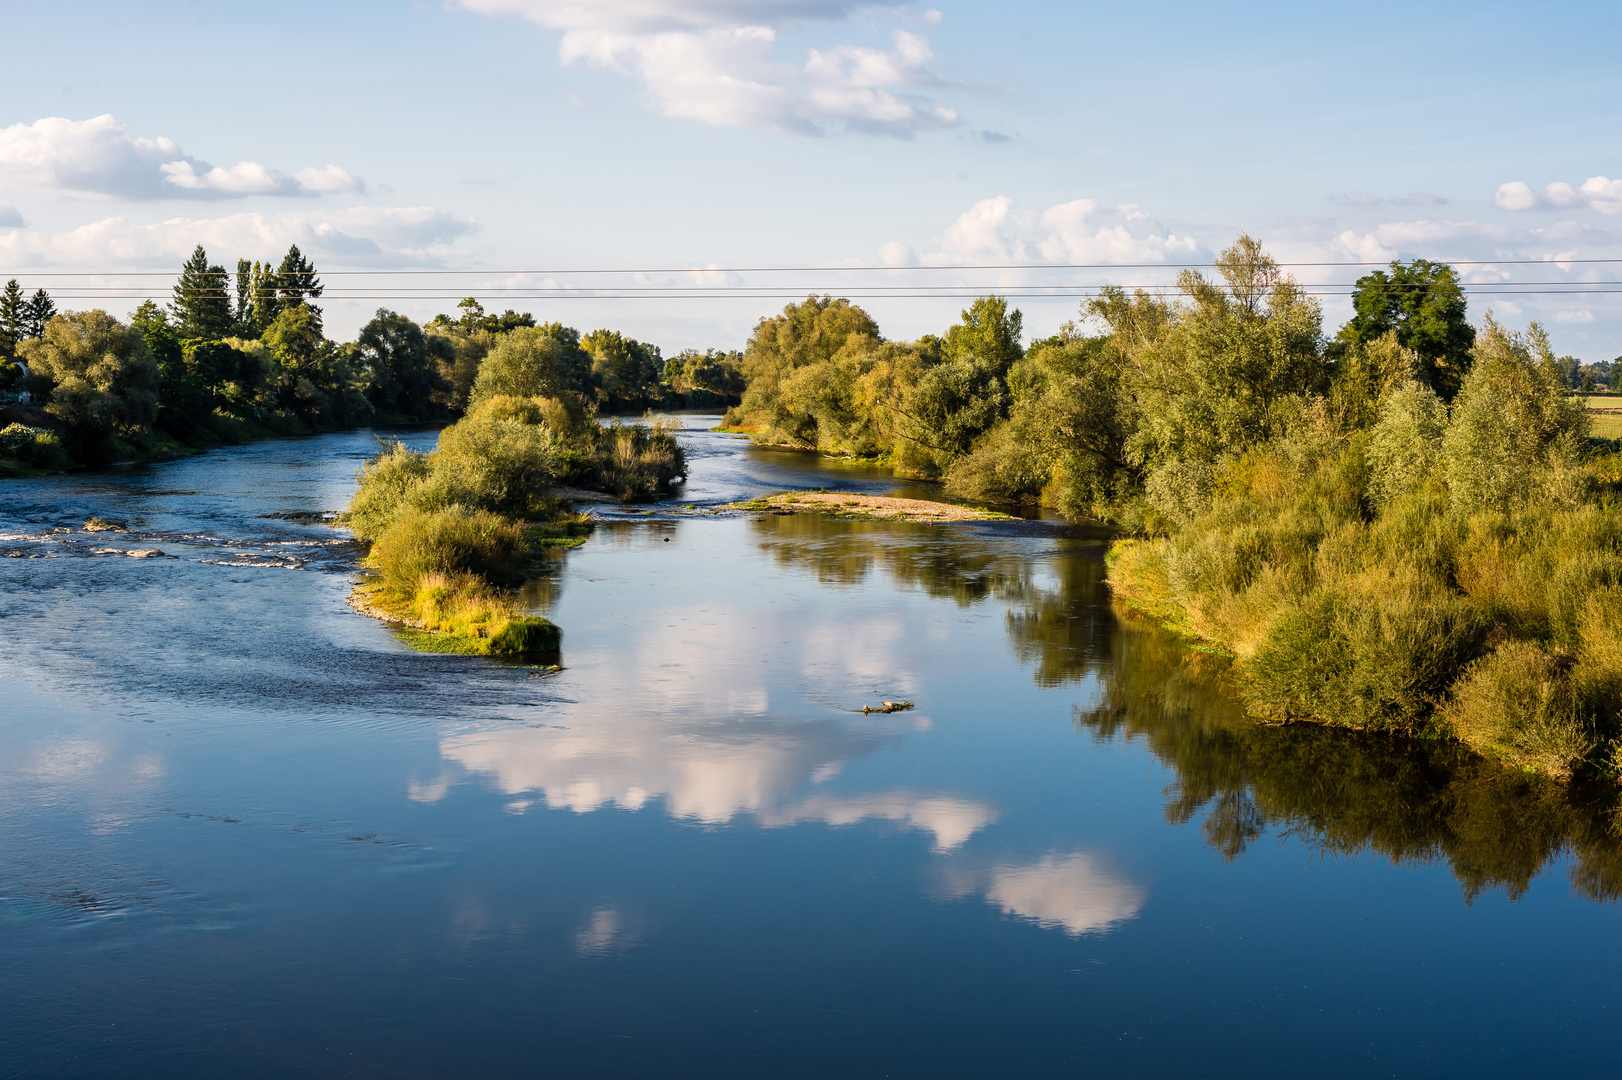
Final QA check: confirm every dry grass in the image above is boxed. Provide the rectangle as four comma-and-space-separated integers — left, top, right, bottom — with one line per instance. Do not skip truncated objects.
730, 491, 1014, 522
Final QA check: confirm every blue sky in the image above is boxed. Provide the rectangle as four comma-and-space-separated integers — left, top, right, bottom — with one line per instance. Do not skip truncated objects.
1, 0, 1619, 358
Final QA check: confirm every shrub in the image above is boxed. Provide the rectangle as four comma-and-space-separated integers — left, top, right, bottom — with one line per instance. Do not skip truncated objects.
1441, 642, 1594, 778
347, 441, 433, 542
431, 395, 562, 515
1366, 380, 1446, 507
1441, 318, 1587, 512
574, 418, 686, 500
369, 507, 529, 596
399, 570, 561, 655
1246, 586, 1490, 731
0, 423, 69, 468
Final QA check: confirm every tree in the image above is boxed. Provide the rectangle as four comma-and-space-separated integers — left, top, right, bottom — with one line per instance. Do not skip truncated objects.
943, 295, 1023, 374
1336, 258, 1475, 400
23, 288, 57, 340
171, 246, 233, 340
466, 325, 589, 427
245, 261, 281, 337
276, 245, 323, 333
358, 309, 440, 419
234, 259, 254, 336
1121, 235, 1326, 471
734, 295, 882, 444
1441, 317, 1587, 512
0, 279, 23, 353
18, 309, 159, 460
582, 328, 663, 409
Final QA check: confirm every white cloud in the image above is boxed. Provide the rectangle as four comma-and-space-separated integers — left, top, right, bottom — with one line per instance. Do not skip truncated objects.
923, 195, 1201, 264
0, 203, 22, 228
0, 206, 477, 267
1554, 309, 1596, 323
0, 115, 364, 200
456, 0, 959, 135
1496, 176, 1622, 216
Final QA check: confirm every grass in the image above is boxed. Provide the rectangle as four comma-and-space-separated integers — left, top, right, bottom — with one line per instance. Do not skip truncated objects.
728, 491, 1017, 523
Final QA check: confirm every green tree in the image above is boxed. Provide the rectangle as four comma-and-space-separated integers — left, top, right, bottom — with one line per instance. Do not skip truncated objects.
131, 300, 191, 429
582, 328, 663, 410
358, 309, 441, 419
276, 245, 323, 332
943, 294, 1023, 374
1122, 235, 1326, 474
1336, 258, 1475, 400
23, 288, 57, 340
734, 295, 882, 445
467, 324, 589, 423
246, 260, 282, 336
1441, 317, 1587, 512
171, 246, 233, 340
18, 309, 159, 461
0, 279, 23, 353
233, 259, 254, 336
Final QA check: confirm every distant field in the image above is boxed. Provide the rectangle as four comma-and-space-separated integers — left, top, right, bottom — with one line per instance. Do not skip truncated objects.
1584, 395, 1622, 438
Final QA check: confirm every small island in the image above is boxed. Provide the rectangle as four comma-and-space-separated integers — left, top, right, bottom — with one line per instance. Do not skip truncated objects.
728, 491, 1014, 523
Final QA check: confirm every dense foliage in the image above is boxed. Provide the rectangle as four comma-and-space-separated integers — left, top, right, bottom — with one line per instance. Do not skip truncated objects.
0, 248, 743, 472
727, 239, 1622, 780
343, 390, 684, 654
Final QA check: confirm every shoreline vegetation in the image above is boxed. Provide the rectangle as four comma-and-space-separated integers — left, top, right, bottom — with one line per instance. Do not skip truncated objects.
725, 238, 1622, 781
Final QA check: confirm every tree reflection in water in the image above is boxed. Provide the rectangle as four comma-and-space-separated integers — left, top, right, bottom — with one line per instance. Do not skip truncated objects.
749, 512, 1622, 903
1083, 608, 1622, 903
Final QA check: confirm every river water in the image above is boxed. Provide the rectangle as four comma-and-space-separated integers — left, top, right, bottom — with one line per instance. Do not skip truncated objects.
3, 417, 1621, 1078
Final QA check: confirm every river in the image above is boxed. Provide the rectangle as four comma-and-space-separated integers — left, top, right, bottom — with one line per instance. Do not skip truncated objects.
2, 417, 1620, 1078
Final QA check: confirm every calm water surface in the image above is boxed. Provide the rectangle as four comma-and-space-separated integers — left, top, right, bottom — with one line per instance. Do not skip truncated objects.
3, 417, 1621, 1078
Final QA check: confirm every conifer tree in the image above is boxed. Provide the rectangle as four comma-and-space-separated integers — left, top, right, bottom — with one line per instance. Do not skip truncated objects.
0, 279, 22, 353
170, 245, 233, 340
276, 245, 323, 333
23, 288, 56, 340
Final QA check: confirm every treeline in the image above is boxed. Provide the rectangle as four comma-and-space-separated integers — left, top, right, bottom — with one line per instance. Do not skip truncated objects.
0, 245, 744, 470
730, 239, 1622, 780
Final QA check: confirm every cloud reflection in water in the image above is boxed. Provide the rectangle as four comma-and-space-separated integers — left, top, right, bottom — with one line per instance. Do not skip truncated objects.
941, 852, 1146, 936
437, 715, 995, 851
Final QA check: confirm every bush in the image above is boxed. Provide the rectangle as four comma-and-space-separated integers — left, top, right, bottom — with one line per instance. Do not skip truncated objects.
369, 507, 530, 596
1441, 642, 1594, 777
1366, 380, 1446, 507
347, 441, 433, 542
577, 418, 686, 500
1441, 318, 1587, 512
394, 571, 561, 655
0, 423, 69, 468
1246, 586, 1490, 731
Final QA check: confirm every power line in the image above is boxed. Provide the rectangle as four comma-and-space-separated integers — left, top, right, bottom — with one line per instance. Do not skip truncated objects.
7, 257, 1622, 278
28, 288, 1622, 301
